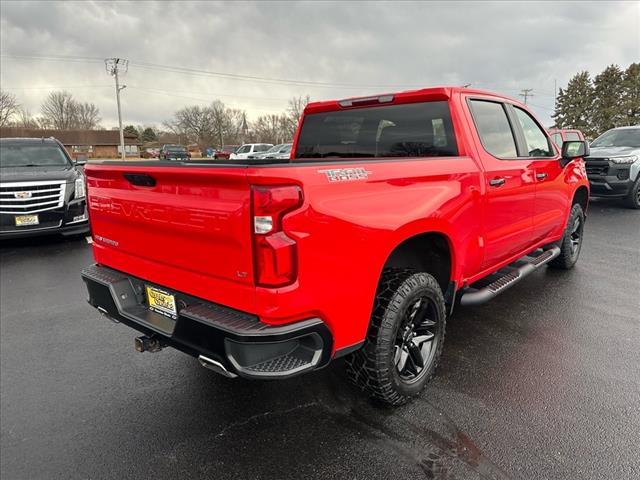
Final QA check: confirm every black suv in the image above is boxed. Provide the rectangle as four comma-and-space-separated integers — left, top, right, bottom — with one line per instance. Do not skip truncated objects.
158, 144, 190, 161
0, 137, 89, 239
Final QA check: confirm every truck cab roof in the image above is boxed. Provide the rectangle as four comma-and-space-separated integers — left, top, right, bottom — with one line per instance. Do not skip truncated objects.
304, 86, 518, 114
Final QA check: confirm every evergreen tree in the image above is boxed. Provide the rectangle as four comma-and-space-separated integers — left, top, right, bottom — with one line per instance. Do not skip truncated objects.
592, 64, 625, 134
123, 125, 139, 139
552, 71, 595, 137
140, 127, 158, 143
621, 63, 640, 126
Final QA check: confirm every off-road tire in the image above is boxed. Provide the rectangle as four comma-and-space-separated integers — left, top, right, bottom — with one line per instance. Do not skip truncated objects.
624, 176, 640, 209
549, 203, 585, 270
345, 268, 446, 406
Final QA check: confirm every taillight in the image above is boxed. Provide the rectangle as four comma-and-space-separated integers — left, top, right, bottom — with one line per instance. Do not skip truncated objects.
251, 185, 303, 287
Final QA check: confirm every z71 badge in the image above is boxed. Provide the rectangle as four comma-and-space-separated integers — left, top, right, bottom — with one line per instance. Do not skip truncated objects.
318, 167, 371, 182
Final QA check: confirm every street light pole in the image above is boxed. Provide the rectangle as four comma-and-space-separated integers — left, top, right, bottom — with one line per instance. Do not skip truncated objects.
105, 58, 128, 160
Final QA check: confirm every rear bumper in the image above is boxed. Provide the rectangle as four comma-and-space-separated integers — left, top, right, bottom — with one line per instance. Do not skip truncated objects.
81, 264, 334, 379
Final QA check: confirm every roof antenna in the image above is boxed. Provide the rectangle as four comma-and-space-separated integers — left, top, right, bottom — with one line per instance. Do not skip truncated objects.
462, 83, 472, 88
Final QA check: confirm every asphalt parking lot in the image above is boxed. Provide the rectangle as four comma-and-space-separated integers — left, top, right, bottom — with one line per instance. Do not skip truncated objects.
1, 199, 638, 480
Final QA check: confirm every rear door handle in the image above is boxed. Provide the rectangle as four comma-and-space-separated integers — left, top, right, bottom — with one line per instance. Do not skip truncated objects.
536, 172, 548, 180
489, 177, 506, 187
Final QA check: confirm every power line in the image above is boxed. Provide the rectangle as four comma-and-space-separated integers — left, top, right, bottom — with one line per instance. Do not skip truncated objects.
527, 102, 555, 112
519, 88, 534, 104
0, 53, 104, 64
1, 53, 423, 90
2, 52, 560, 99
1, 85, 113, 90
127, 85, 290, 103
128, 87, 284, 114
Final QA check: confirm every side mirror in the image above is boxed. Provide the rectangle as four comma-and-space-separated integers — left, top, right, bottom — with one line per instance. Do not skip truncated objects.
75, 155, 87, 166
560, 140, 590, 167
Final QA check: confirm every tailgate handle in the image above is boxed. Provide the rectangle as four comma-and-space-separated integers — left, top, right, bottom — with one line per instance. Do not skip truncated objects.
124, 173, 156, 187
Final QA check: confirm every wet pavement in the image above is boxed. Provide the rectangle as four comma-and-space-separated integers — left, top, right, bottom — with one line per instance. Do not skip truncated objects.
1, 199, 639, 480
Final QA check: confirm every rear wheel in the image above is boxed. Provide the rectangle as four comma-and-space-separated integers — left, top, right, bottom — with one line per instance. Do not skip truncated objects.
624, 177, 640, 209
549, 203, 585, 270
345, 269, 446, 406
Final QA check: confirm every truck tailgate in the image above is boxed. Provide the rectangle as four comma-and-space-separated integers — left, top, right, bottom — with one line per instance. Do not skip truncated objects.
85, 163, 255, 311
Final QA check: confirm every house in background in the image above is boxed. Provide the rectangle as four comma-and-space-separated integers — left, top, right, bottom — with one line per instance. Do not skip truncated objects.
0, 128, 141, 159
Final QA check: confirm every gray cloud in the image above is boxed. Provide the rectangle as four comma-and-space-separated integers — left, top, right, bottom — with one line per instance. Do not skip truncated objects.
1, 0, 638, 127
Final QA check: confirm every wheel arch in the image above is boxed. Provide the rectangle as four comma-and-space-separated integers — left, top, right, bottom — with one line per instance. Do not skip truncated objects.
381, 231, 455, 296
573, 185, 589, 213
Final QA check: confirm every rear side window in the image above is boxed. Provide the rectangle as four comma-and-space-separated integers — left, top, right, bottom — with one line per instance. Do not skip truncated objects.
295, 101, 458, 160
513, 107, 554, 157
254, 145, 271, 152
469, 100, 517, 158
565, 132, 581, 141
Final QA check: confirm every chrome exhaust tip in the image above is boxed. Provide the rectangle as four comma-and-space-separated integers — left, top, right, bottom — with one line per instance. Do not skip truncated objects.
198, 355, 237, 378
97, 306, 120, 324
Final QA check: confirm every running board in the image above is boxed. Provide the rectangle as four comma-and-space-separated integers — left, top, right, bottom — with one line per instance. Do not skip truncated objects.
460, 247, 561, 306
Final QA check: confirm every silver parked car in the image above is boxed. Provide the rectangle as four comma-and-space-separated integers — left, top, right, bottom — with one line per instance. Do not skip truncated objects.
248, 143, 292, 160
585, 126, 640, 209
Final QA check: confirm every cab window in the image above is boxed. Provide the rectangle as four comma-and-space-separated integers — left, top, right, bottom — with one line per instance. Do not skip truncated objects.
513, 107, 554, 157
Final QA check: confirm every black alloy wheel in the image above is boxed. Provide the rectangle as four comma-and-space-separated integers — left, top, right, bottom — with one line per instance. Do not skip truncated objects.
394, 296, 441, 383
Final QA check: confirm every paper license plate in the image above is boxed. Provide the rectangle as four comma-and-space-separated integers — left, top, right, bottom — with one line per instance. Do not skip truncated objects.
146, 285, 177, 318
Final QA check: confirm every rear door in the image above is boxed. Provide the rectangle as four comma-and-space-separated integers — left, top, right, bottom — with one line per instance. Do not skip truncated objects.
510, 106, 569, 243
466, 98, 536, 269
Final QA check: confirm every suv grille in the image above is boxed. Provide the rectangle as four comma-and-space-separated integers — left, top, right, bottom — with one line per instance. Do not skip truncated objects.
0, 181, 67, 214
585, 158, 609, 176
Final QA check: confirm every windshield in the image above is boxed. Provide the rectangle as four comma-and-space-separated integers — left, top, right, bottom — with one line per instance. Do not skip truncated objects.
295, 101, 458, 159
166, 146, 186, 152
0, 144, 70, 168
591, 128, 640, 148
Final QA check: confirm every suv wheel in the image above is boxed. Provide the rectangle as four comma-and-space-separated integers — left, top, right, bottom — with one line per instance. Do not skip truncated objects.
624, 177, 640, 209
549, 203, 585, 270
346, 269, 446, 406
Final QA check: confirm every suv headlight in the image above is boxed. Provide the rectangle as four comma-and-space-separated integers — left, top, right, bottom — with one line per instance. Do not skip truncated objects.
609, 155, 638, 164
75, 175, 86, 199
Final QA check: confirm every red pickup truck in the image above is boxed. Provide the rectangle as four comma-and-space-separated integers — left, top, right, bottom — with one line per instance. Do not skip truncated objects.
82, 87, 590, 405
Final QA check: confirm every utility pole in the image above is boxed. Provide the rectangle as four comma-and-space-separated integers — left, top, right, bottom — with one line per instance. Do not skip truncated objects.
519, 88, 534, 105
105, 58, 128, 160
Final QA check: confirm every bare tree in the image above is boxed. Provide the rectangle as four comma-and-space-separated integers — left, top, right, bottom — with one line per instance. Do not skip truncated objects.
285, 95, 310, 137
209, 100, 232, 147
252, 114, 290, 144
16, 107, 40, 128
174, 105, 215, 145
40, 91, 78, 130
0, 90, 20, 127
225, 108, 248, 145
75, 102, 101, 129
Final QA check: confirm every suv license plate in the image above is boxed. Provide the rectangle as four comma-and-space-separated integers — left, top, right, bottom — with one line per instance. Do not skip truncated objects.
146, 286, 177, 318
15, 215, 39, 226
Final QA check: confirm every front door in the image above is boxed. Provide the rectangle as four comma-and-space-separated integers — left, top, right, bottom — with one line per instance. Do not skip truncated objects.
510, 106, 569, 243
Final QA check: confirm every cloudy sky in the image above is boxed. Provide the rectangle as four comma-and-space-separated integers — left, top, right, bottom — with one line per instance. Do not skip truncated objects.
1, 0, 638, 128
